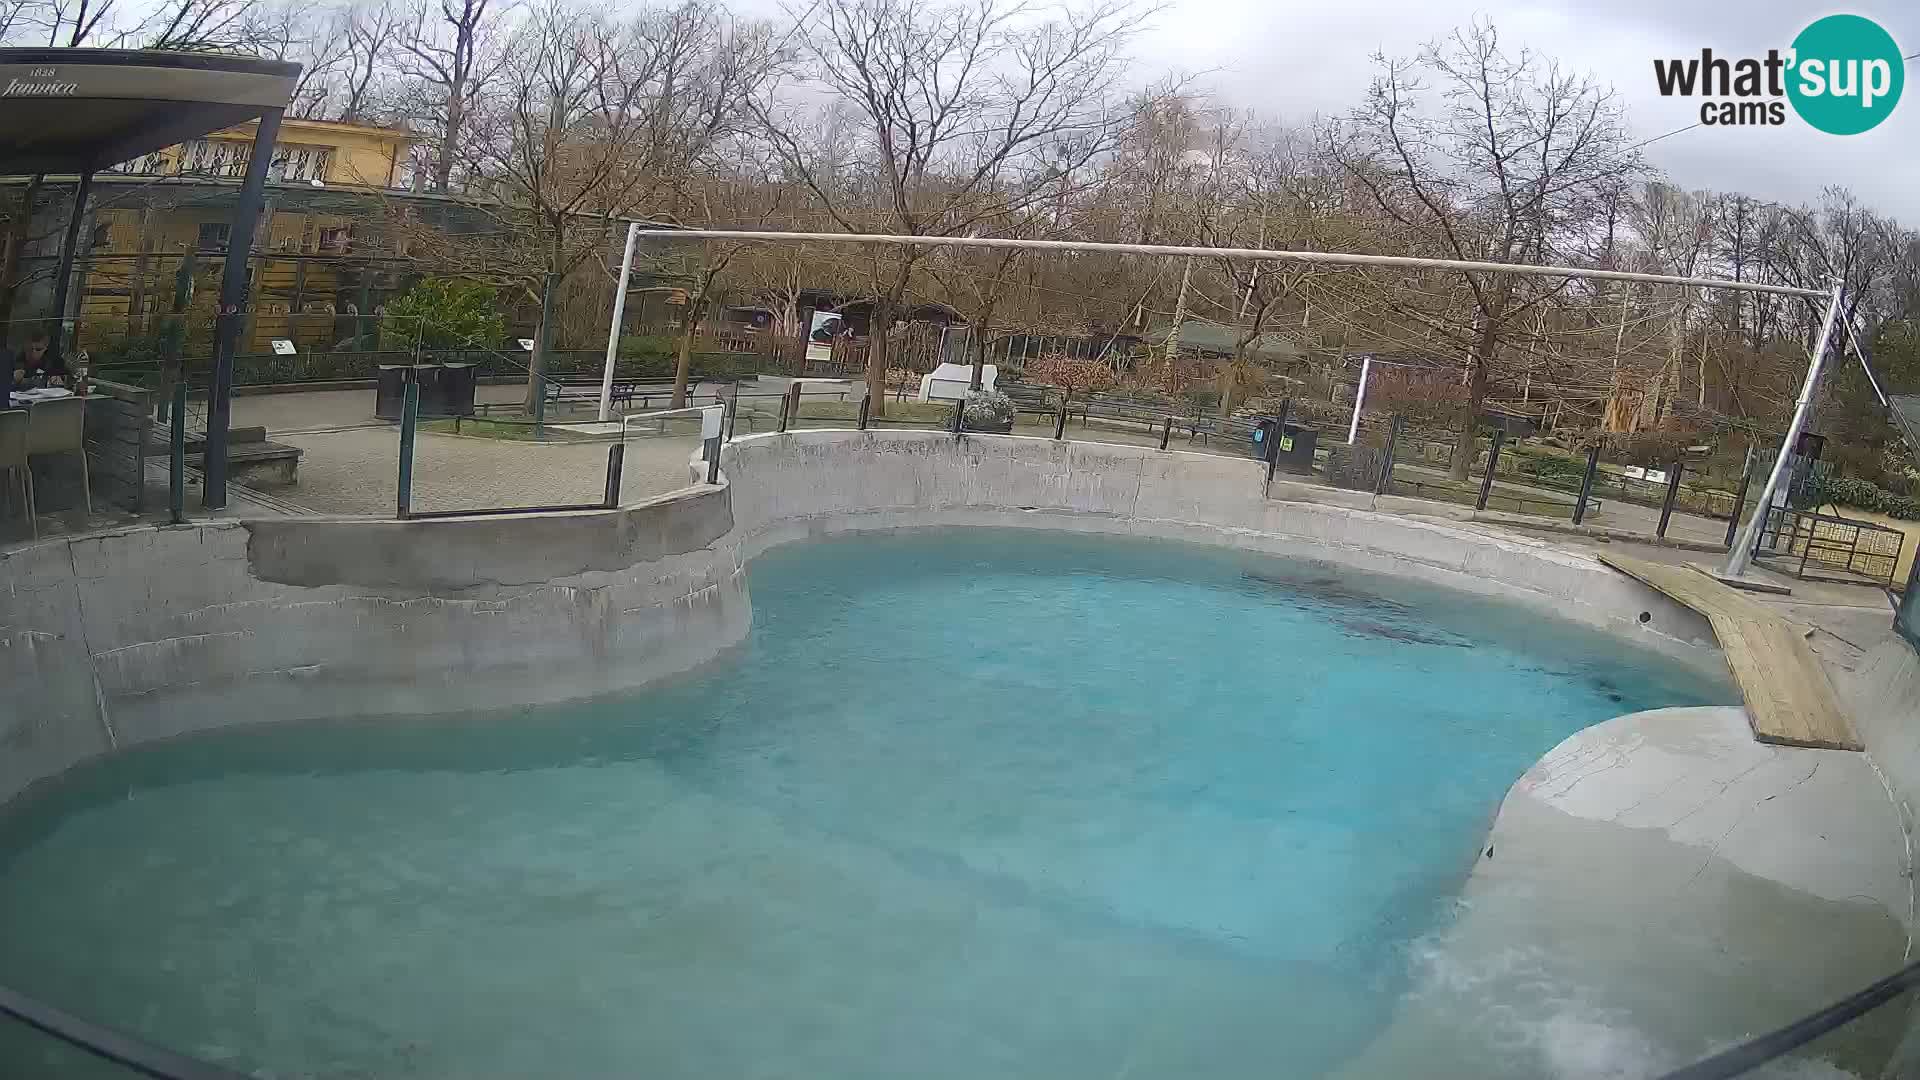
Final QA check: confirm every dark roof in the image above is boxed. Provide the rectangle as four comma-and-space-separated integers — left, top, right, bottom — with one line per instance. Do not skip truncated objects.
0, 48, 299, 174
1147, 320, 1304, 361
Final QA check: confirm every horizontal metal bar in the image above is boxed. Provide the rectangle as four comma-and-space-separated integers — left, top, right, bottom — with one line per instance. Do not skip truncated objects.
636, 230, 1830, 299
0, 983, 250, 1080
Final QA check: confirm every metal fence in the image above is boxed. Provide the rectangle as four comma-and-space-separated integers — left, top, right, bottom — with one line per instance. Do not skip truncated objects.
1751, 505, 1906, 586
1896, 557, 1919, 650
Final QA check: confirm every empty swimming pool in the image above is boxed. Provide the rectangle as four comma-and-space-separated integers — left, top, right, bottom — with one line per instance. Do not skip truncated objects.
0, 529, 1732, 1077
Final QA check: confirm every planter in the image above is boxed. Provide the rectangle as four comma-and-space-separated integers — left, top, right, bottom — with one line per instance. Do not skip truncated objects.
964, 418, 1015, 434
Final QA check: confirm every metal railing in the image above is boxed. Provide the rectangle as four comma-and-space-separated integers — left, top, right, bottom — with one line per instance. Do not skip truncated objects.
1656, 958, 1920, 1079
0, 982, 248, 1079
1751, 504, 1906, 586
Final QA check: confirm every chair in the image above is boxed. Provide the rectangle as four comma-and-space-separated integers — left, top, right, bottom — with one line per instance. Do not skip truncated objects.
25, 397, 89, 527
0, 409, 31, 539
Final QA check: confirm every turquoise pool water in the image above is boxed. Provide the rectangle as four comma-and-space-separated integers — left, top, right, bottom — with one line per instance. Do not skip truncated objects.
0, 529, 1731, 1078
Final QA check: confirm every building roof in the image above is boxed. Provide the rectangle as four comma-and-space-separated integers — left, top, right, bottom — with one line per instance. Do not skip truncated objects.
1147, 320, 1305, 361
213, 115, 417, 145
0, 48, 298, 174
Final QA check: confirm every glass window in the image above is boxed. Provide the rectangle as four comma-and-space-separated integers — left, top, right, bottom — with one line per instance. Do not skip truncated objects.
272, 146, 334, 183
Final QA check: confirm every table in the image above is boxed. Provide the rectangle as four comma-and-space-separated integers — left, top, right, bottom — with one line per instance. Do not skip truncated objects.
7, 387, 75, 407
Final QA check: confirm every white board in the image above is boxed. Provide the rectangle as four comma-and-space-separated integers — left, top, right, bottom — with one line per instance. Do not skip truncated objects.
920, 362, 996, 401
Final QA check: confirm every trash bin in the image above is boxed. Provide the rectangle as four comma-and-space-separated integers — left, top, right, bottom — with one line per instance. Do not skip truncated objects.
374, 365, 409, 420
1273, 424, 1318, 474
1250, 417, 1282, 459
435, 363, 477, 417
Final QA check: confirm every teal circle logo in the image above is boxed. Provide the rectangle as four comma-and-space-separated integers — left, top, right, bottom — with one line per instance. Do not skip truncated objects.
1787, 14, 1903, 135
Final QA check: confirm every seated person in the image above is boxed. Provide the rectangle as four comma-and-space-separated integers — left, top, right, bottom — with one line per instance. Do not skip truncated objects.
9, 331, 68, 393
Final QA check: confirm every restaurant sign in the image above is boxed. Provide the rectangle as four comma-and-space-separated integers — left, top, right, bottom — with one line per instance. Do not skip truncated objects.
1, 66, 78, 97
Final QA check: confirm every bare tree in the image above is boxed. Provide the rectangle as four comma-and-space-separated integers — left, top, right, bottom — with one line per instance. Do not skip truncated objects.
1333, 19, 1641, 478
398, 0, 781, 412
398, 0, 509, 192
755, 0, 1145, 415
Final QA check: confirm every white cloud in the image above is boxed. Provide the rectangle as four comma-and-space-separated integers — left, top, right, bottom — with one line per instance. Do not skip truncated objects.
1138, 0, 1919, 219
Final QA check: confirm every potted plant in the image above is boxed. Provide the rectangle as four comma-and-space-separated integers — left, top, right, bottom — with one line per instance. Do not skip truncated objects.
962, 389, 1016, 433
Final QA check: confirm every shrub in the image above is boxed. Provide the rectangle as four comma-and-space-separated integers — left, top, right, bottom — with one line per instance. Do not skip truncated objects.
1514, 450, 1590, 487
963, 389, 1015, 428
382, 278, 507, 351
1602, 429, 1701, 467
1365, 370, 1469, 426
1181, 387, 1222, 414
1026, 354, 1116, 395
1814, 474, 1920, 520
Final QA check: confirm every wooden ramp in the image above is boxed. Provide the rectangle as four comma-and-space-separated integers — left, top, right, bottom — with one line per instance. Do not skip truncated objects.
1597, 553, 1860, 751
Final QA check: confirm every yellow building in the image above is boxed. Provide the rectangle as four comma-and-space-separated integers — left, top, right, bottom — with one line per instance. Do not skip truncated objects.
70, 118, 419, 354
110, 116, 412, 188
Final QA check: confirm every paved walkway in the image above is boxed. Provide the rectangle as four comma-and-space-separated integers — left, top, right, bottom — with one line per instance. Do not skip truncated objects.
231, 385, 528, 433
220, 387, 701, 516
277, 427, 701, 516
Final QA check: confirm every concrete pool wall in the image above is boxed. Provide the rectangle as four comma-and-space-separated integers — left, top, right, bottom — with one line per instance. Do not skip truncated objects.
3, 427, 1728, 806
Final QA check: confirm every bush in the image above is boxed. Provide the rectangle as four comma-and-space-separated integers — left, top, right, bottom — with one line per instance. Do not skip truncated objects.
1513, 450, 1590, 487
617, 334, 681, 364
383, 278, 507, 351
963, 389, 1015, 428
1026, 354, 1116, 395
1602, 429, 1701, 467
1181, 387, 1221, 414
1815, 474, 1920, 520
1365, 370, 1470, 426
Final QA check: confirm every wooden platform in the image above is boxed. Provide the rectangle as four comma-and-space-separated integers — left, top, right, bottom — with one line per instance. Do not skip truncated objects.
1597, 553, 1861, 751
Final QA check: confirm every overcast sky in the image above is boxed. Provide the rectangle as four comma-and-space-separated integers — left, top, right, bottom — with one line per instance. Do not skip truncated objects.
1144, 0, 1918, 220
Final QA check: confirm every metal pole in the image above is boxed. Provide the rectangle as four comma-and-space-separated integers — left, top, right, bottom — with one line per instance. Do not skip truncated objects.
1476, 428, 1505, 511
776, 385, 792, 432
1657, 460, 1685, 539
1375, 415, 1403, 496
1262, 398, 1291, 493
857, 393, 871, 430
1159, 416, 1172, 451
530, 270, 559, 439
1347, 354, 1371, 445
602, 443, 625, 508
1573, 445, 1600, 525
598, 221, 640, 422
704, 436, 721, 484
1725, 282, 1845, 578
1054, 401, 1068, 440
724, 389, 739, 441
635, 229, 1830, 300
204, 107, 282, 509
49, 170, 93, 358
168, 379, 187, 525
952, 396, 965, 436
396, 378, 417, 519
1725, 446, 1755, 549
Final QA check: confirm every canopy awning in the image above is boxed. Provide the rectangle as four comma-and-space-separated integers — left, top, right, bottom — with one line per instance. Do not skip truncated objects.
0, 48, 298, 173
